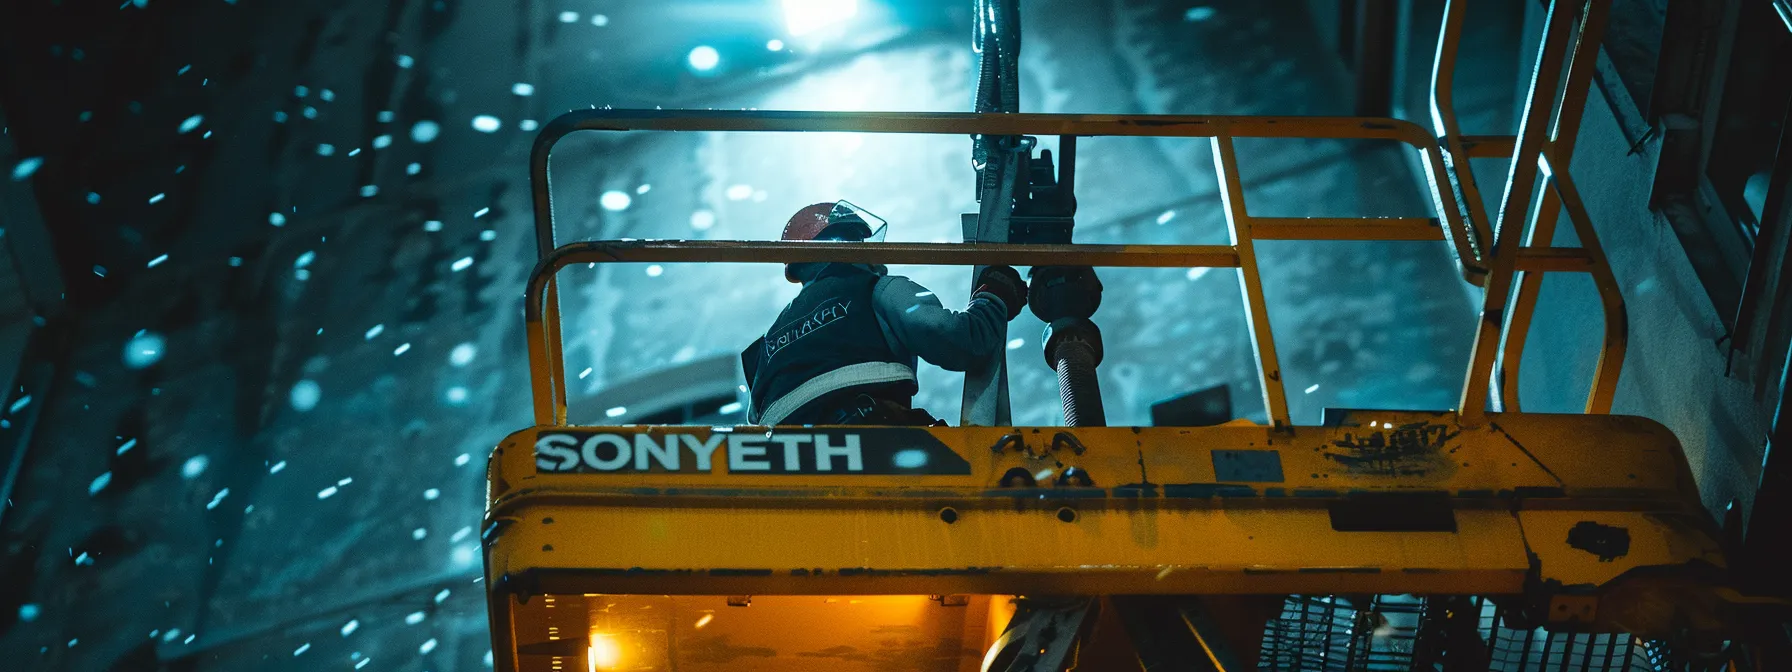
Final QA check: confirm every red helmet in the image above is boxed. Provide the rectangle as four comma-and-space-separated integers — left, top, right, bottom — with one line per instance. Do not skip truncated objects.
780, 201, 888, 282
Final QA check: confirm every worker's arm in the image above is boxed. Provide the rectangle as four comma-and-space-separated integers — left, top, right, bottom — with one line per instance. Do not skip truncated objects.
872, 275, 1011, 372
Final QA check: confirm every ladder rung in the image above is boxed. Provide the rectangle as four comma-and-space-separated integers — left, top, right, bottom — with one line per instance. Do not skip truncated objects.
1514, 247, 1594, 272
537, 240, 1243, 270
1459, 134, 1517, 158
1252, 217, 1443, 241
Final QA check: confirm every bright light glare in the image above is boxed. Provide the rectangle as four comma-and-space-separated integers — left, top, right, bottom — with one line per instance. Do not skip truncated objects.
782, 0, 858, 36
588, 634, 621, 671
687, 45, 720, 71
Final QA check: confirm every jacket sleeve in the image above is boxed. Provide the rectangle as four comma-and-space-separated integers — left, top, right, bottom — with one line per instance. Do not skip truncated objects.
872, 275, 1009, 372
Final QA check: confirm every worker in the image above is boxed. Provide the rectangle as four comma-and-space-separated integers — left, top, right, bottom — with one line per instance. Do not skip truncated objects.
741, 201, 1027, 426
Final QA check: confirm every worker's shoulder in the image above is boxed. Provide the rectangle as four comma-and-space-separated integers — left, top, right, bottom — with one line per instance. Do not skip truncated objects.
870, 274, 945, 309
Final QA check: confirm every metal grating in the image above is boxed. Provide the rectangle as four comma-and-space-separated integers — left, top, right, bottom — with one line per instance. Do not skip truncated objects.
1255, 595, 1699, 672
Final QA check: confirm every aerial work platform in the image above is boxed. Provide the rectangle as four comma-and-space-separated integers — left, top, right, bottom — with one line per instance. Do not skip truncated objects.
484, 0, 1787, 670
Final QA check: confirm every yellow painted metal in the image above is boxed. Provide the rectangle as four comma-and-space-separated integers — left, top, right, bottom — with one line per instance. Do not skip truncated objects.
1496, 0, 1616, 415
1458, 0, 1588, 421
1250, 217, 1443, 241
1429, 0, 1496, 274
1211, 136, 1292, 428
486, 413, 1723, 625
1544, 148, 1629, 414
1459, 135, 1518, 158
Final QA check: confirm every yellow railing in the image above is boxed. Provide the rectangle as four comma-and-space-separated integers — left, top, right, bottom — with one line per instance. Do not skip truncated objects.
523, 0, 1622, 429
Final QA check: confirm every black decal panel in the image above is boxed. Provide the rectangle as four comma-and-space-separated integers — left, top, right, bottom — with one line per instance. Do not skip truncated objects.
534, 428, 971, 476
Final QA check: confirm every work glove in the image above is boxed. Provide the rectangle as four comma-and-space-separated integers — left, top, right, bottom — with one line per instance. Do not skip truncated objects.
974, 264, 1027, 320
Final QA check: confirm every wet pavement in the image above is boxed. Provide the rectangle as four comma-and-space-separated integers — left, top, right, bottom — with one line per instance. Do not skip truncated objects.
1, 1, 1487, 669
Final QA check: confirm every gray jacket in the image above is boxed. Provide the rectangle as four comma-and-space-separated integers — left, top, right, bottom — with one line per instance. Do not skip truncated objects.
798, 263, 1009, 372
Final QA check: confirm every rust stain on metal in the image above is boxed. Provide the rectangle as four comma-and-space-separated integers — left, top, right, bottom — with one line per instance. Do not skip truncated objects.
1566, 521, 1630, 562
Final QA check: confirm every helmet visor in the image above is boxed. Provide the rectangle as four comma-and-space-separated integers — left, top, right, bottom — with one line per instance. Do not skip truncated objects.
826, 200, 888, 242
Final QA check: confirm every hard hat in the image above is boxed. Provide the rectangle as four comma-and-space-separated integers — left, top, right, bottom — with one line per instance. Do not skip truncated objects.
781, 201, 888, 282
780, 200, 887, 243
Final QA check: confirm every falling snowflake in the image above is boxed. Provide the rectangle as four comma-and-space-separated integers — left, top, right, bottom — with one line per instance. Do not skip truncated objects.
178, 114, 204, 134
451, 257, 473, 272
451, 543, 477, 567
599, 190, 632, 211
511, 82, 534, 96
124, 331, 166, 369
557, 10, 579, 22
88, 472, 112, 496
290, 380, 322, 412
10, 157, 44, 181
690, 210, 716, 230
182, 455, 210, 479
269, 212, 287, 226
371, 134, 392, 149
471, 115, 501, 133
364, 324, 385, 340
449, 343, 477, 367
410, 120, 440, 143
340, 620, 359, 637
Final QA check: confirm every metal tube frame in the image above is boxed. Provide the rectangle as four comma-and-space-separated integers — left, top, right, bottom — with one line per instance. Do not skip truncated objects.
523, 0, 1623, 429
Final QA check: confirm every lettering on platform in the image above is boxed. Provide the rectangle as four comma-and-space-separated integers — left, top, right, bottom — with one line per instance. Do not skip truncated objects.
534, 428, 971, 476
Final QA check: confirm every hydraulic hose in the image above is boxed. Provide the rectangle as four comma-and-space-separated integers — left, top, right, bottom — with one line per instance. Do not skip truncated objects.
1053, 339, 1105, 427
